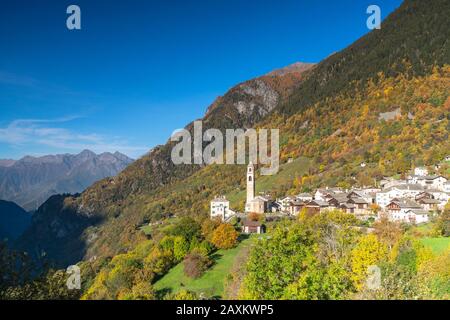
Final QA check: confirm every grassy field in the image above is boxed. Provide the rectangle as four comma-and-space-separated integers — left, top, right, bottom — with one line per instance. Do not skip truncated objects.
420, 237, 450, 255
154, 236, 256, 298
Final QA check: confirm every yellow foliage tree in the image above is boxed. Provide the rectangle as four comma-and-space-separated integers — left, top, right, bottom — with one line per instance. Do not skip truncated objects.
351, 234, 388, 290
211, 223, 239, 250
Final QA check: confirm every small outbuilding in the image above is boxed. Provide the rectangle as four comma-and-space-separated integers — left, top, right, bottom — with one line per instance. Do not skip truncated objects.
242, 220, 266, 235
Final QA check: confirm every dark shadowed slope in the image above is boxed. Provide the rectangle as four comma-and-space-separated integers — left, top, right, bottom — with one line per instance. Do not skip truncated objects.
0, 200, 31, 242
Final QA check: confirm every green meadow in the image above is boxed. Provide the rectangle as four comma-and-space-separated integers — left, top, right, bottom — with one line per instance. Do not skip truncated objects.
154, 236, 256, 298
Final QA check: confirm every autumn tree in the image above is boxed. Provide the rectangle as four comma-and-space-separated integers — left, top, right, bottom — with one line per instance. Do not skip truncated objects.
173, 236, 189, 261
433, 202, 450, 237
373, 216, 403, 250
201, 218, 221, 242
170, 289, 198, 300
350, 234, 388, 290
248, 212, 262, 222
211, 223, 239, 250
126, 282, 155, 300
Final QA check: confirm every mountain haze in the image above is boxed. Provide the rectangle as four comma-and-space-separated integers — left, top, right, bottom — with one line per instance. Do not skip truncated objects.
0, 150, 133, 211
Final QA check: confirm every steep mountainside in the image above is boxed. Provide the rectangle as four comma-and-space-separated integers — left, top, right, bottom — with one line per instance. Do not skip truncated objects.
280, 0, 450, 115
0, 200, 31, 241
0, 150, 133, 211
17, 0, 450, 268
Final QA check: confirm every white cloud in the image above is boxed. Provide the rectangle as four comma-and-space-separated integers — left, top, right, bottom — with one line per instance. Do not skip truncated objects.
0, 117, 147, 158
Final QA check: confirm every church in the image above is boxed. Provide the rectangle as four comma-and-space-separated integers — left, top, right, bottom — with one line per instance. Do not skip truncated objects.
210, 162, 268, 220
245, 162, 269, 214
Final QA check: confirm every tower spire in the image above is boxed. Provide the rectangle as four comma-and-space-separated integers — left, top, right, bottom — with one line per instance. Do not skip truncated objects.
246, 162, 255, 204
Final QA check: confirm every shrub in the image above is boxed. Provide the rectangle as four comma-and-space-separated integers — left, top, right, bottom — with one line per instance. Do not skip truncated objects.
169, 289, 198, 300
126, 282, 155, 300
183, 252, 213, 279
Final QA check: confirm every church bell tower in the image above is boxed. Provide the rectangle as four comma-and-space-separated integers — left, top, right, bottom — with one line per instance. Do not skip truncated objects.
246, 162, 255, 204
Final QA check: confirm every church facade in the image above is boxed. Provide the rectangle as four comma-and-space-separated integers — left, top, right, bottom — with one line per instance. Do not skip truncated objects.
210, 162, 268, 220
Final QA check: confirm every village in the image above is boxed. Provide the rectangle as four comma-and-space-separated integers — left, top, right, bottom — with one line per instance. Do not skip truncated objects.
211, 157, 450, 234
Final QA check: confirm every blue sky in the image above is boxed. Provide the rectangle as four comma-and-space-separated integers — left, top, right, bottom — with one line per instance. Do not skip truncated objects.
0, 0, 402, 159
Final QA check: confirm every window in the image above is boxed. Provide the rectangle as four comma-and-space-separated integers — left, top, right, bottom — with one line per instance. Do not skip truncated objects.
248, 176, 252, 182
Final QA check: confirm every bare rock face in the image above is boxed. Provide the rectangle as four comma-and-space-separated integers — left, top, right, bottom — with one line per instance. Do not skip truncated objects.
204, 62, 315, 128
235, 80, 280, 117
378, 108, 401, 121
268, 62, 316, 76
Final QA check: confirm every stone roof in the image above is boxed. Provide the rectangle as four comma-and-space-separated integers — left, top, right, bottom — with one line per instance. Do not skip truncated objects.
297, 193, 312, 197
308, 200, 329, 207
418, 198, 441, 204
426, 188, 448, 193
290, 199, 305, 206
390, 199, 422, 209
349, 198, 369, 204
389, 184, 424, 191
212, 196, 229, 202
406, 209, 429, 216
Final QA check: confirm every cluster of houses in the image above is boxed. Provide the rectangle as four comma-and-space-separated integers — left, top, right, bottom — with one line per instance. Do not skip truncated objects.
211, 161, 450, 231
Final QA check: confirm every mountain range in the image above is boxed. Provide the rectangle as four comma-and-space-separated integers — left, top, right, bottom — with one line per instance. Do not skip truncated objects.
0, 150, 133, 211
14, 0, 450, 268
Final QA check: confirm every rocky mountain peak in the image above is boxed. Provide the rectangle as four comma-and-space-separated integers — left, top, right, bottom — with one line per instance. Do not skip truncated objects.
267, 62, 316, 76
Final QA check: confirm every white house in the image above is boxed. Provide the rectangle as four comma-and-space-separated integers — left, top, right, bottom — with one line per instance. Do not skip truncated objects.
314, 189, 329, 201
407, 175, 423, 185
409, 175, 448, 191
350, 188, 380, 204
425, 189, 450, 209
423, 175, 448, 191
379, 178, 407, 190
314, 187, 343, 201
417, 198, 440, 212
278, 196, 296, 212
414, 167, 429, 177
296, 193, 313, 202
405, 209, 430, 224
386, 199, 422, 222
210, 196, 233, 221
376, 190, 392, 208
444, 182, 450, 193
376, 184, 424, 208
